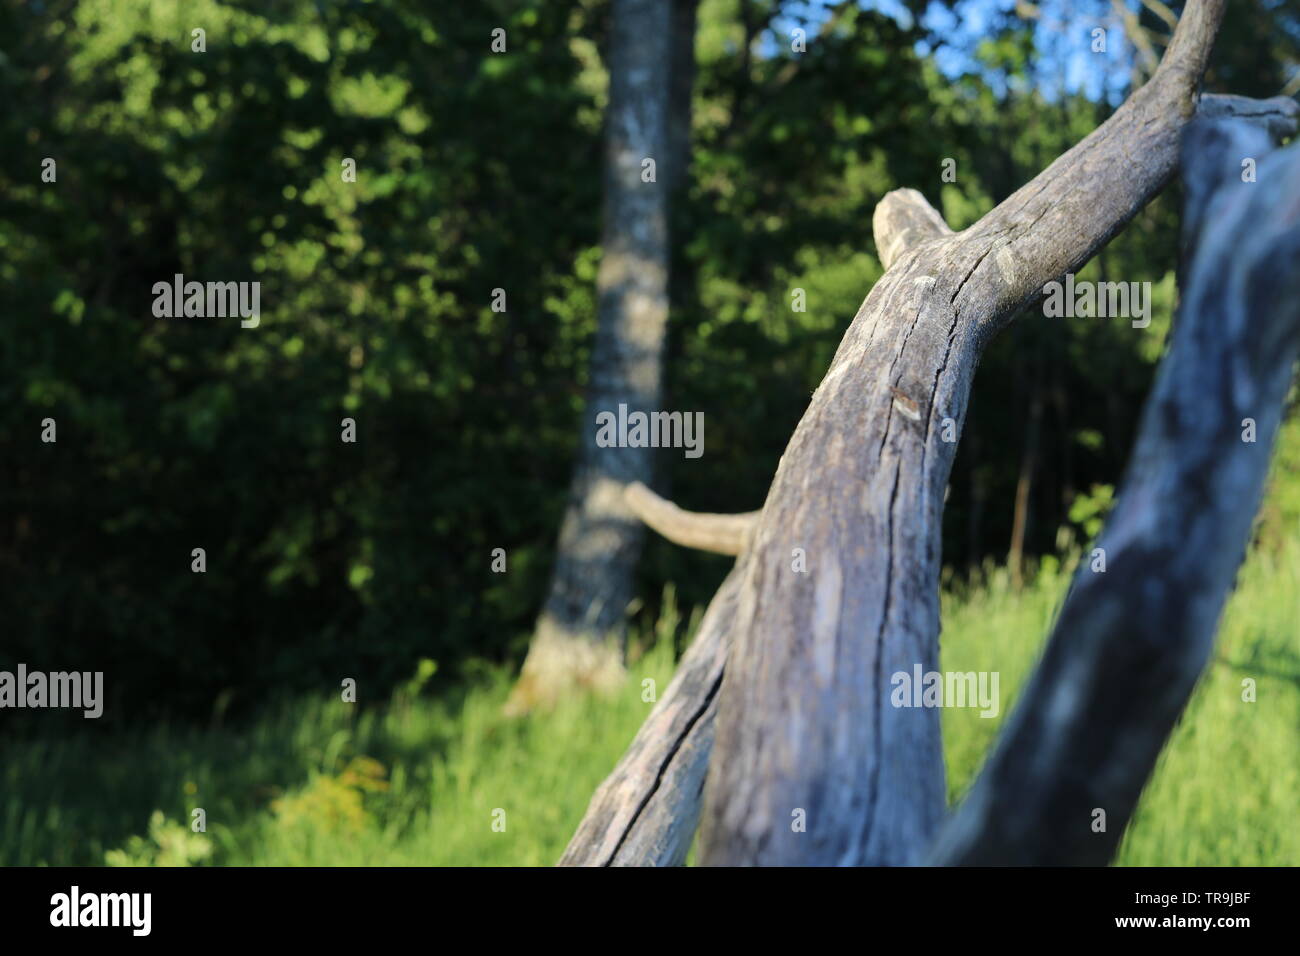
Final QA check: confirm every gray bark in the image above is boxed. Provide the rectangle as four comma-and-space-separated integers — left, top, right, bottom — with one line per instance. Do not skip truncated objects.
698, 0, 1225, 867
559, 561, 746, 866
520, 0, 678, 695
929, 120, 1300, 865
872, 188, 954, 270
1195, 93, 1299, 144
561, 0, 1278, 867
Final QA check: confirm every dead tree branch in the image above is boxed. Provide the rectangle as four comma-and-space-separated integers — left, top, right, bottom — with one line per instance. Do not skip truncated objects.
561, 0, 1228, 867
698, 0, 1225, 867
624, 482, 758, 556
558, 561, 746, 866
872, 188, 954, 270
929, 121, 1300, 865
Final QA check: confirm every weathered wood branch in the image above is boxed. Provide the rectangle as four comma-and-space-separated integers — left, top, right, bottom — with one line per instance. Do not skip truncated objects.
929, 121, 1300, 865
558, 561, 745, 866
1180, 104, 1293, 266
872, 188, 953, 271
561, 0, 1227, 867
697, 0, 1225, 866
556, 182, 941, 864
624, 482, 758, 556
558, 166, 952, 871
1197, 93, 1299, 143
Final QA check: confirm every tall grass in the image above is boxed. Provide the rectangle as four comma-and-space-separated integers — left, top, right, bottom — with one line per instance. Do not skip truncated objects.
3, 546, 1296, 866
940, 542, 1300, 866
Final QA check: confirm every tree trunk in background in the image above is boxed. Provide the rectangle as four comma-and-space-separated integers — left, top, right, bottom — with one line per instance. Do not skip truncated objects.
509, 0, 683, 714
1008, 358, 1043, 589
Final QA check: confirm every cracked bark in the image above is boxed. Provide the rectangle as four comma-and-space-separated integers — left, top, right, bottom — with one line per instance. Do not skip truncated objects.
559, 561, 745, 866
561, 0, 1245, 866
699, 0, 1226, 867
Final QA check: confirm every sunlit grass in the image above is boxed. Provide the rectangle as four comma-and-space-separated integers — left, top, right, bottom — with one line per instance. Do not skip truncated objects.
940, 540, 1300, 867
3, 543, 1296, 866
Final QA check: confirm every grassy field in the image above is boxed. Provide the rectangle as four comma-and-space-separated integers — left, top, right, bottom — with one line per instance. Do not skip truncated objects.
4, 541, 1297, 867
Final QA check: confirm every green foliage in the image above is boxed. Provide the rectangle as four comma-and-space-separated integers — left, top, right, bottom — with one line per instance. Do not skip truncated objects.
1, 0, 602, 718
270, 755, 389, 842
1067, 482, 1115, 542
1, 0, 1296, 730
105, 810, 213, 867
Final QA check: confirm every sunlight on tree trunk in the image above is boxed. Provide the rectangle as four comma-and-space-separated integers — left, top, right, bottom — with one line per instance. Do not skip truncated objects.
509, 0, 688, 715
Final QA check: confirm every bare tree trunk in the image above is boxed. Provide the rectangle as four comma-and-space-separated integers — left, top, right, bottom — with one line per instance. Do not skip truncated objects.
558, 0, 1231, 865
699, 0, 1225, 866
510, 0, 678, 714
1008, 357, 1043, 589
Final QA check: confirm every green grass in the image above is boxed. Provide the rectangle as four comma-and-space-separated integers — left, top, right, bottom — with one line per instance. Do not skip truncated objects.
940, 542, 1300, 866
4, 544, 1297, 867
